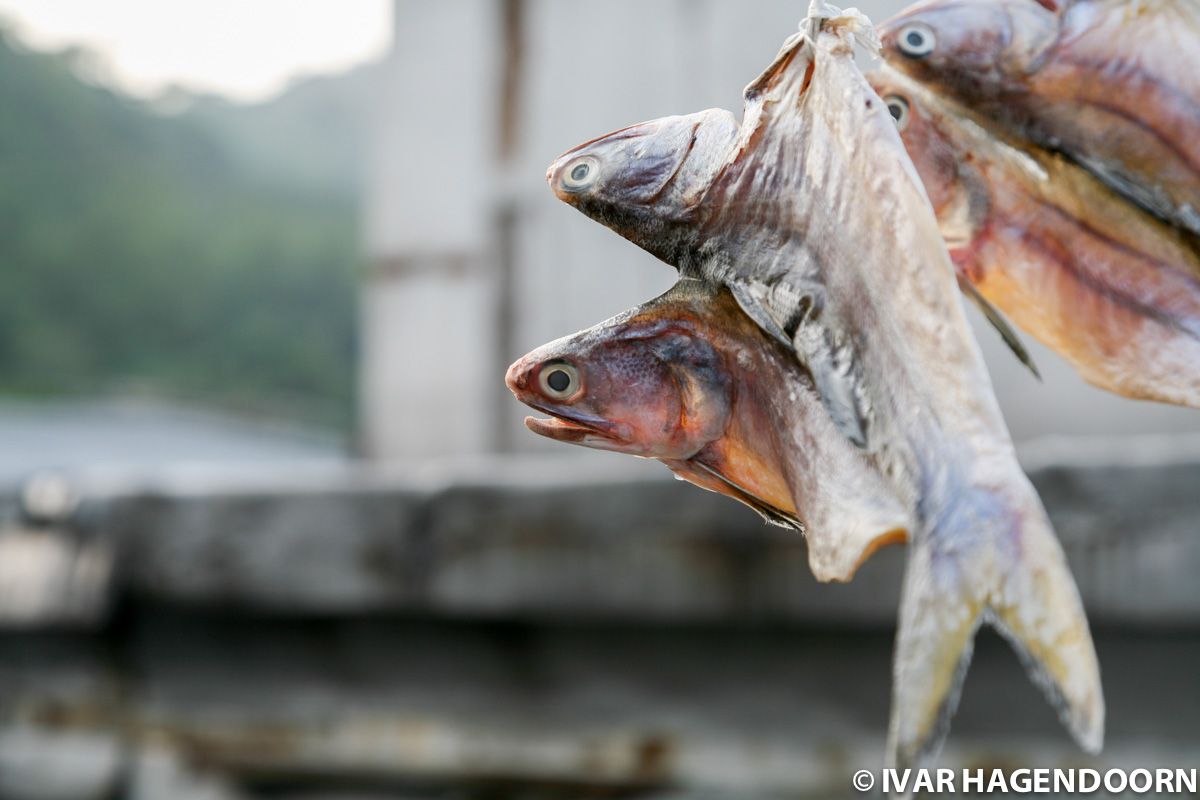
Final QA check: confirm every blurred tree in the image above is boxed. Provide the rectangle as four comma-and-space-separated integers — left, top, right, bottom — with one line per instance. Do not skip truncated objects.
182, 61, 379, 202
0, 30, 360, 430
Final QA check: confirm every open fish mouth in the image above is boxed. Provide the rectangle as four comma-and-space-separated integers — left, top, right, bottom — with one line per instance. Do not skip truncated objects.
520, 404, 628, 449
523, 415, 625, 448
524, 415, 612, 444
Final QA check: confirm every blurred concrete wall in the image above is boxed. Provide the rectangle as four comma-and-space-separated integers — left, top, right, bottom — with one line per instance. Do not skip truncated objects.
361, 0, 1200, 460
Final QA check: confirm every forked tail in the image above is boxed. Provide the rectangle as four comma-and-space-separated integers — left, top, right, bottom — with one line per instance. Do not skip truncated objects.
886, 478, 1104, 776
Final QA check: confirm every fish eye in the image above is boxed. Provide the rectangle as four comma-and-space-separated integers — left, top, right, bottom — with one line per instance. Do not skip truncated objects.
884, 95, 910, 130
897, 23, 935, 58
561, 156, 599, 192
538, 361, 580, 399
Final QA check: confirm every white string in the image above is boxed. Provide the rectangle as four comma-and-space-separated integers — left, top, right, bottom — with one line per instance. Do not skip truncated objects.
803, 0, 881, 55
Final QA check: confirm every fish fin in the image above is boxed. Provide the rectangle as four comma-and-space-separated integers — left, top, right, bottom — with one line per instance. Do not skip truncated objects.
668, 458, 803, 531
887, 482, 1103, 777
727, 280, 793, 348
728, 280, 872, 450
988, 542, 1105, 756
682, 459, 909, 583
792, 321, 872, 450
957, 275, 1041, 380
1075, 153, 1200, 237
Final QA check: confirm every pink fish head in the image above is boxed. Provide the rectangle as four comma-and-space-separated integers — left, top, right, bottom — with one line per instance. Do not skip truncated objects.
880, 0, 1058, 97
505, 305, 732, 459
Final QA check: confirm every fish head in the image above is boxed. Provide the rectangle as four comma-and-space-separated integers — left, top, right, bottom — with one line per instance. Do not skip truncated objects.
880, 0, 1058, 97
507, 286, 914, 573
546, 109, 739, 262
505, 299, 733, 459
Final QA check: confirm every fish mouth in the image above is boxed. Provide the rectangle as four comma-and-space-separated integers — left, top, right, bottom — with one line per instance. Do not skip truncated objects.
521, 402, 628, 449
525, 415, 611, 444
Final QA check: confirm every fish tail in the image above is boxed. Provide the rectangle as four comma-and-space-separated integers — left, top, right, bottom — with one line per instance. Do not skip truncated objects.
886, 478, 1103, 776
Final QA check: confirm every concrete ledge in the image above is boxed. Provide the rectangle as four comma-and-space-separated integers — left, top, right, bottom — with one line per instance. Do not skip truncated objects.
0, 434, 1197, 625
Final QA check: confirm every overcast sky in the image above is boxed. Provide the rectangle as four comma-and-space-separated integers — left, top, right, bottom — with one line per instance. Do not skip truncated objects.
0, 0, 391, 102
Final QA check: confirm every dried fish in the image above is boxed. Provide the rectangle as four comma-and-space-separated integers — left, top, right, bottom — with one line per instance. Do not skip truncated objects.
880, 0, 1200, 234
870, 64, 1200, 406
507, 280, 911, 583
543, 4, 1102, 770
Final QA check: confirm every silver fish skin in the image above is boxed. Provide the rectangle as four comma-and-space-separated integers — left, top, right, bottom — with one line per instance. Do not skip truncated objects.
880, 0, 1200, 234
547, 4, 1102, 774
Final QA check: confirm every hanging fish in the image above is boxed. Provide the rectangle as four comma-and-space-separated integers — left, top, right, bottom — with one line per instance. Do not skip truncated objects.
506, 280, 911, 583
869, 64, 1200, 407
543, 4, 1102, 770
879, 0, 1200, 235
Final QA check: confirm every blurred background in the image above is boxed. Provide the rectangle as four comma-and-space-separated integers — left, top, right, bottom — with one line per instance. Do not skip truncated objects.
0, 1, 1197, 798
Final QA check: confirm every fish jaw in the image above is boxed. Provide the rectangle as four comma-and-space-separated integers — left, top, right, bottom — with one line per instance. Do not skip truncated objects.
522, 413, 633, 452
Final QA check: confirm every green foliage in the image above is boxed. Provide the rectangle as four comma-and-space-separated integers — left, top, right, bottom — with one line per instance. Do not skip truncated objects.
0, 32, 359, 429
184, 62, 379, 202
